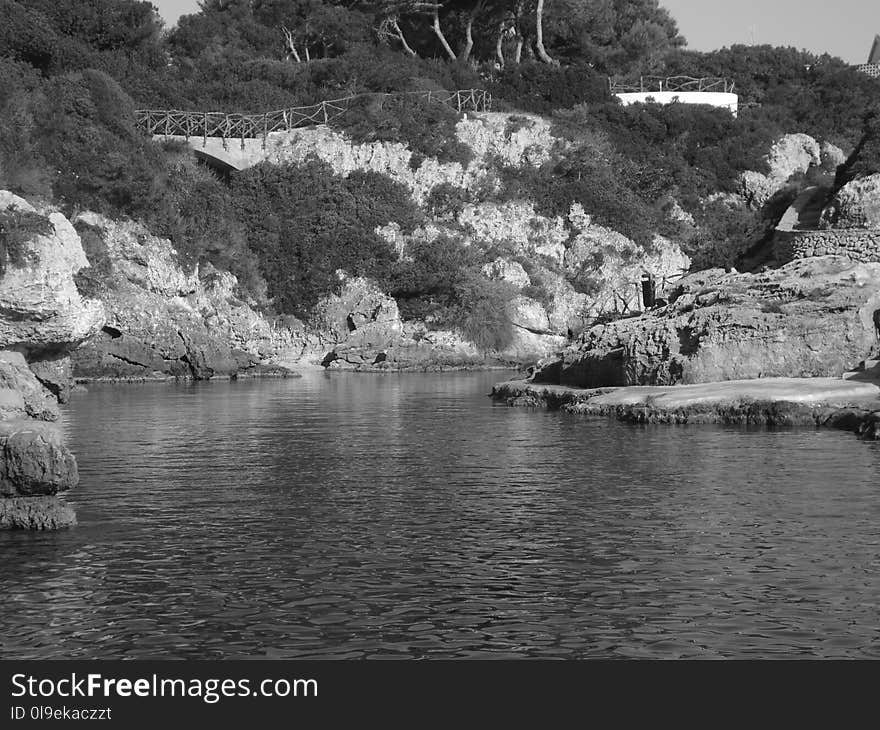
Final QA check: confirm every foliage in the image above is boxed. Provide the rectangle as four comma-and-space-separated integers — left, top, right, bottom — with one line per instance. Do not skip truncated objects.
231, 161, 418, 316
678, 198, 765, 270
382, 234, 516, 350
835, 111, 880, 188
72, 219, 114, 296
0, 208, 51, 275
333, 93, 474, 166
489, 61, 611, 114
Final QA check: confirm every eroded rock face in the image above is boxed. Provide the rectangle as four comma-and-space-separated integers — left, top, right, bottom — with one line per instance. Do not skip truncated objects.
536, 257, 880, 388
0, 351, 58, 422
821, 174, 880, 230
0, 496, 76, 530
739, 133, 822, 208
0, 192, 105, 357
0, 192, 95, 528
0, 420, 78, 497
70, 214, 302, 380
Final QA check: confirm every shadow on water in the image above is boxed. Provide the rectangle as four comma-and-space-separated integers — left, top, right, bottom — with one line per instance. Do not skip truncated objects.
2, 371, 880, 658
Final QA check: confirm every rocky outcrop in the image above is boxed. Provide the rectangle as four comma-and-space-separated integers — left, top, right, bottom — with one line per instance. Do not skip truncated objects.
533, 257, 880, 388
0, 192, 104, 358
315, 275, 517, 370
739, 133, 822, 208
821, 173, 880, 230
70, 214, 303, 380
0, 192, 93, 528
491, 377, 880, 440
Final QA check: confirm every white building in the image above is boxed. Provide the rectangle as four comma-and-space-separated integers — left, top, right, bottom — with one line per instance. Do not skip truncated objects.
610, 77, 739, 116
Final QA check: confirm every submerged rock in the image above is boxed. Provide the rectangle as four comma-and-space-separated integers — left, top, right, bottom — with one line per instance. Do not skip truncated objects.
858, 411, 880, 440
0, 495, 76, 530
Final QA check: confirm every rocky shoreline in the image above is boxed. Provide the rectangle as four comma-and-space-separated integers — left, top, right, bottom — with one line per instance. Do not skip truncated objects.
491, 377, 880, 440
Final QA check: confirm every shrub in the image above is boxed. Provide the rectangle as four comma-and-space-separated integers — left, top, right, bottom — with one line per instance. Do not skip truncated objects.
231, 161, 417, 317
489, 62, 611, 114
382, 234, 516, 351
425, 182, 471, 219
682, 199, 763, 270
72, 220, 114, 296
334, 93, 474, 167
444, 273, 517, 352
0, 208, 52, 275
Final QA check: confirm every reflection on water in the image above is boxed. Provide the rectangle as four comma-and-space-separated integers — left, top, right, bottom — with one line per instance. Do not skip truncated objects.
2, 371, 880, 659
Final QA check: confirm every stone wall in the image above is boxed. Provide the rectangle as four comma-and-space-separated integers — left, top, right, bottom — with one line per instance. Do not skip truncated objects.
775, 229, 880, 264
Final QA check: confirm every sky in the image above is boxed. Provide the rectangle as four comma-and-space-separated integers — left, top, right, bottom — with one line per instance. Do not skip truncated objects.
152, 0, 879, 64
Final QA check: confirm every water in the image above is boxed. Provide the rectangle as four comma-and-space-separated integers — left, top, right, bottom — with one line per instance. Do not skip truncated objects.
2, 371, 880, 659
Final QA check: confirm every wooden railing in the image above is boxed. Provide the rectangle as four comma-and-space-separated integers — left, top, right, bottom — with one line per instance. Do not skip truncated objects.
609, 76, 735, 94
135, 89, 492, 149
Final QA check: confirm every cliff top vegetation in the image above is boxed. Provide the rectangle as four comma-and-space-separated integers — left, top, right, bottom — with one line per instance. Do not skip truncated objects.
2, 0, 880, 321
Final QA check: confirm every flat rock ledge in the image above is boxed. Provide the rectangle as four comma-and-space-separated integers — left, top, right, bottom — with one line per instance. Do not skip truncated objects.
491, 377, 880, 438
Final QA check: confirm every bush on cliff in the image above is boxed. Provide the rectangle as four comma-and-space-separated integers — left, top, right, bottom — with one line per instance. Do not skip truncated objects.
35, 69, 167, 218
489, 62, 611, 114
0, 57, 52, 196
231, 161, 418, 317
0, 208, 52, 276
334, 93, 474, 167
383, 234, 516, 351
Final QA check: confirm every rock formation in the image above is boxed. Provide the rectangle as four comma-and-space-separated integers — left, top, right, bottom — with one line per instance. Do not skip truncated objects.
69, 213, 303, 380
821, 173, 880, 230
0, 192, 104, 528
534, 256, 880, 388
739, 133, 823, 208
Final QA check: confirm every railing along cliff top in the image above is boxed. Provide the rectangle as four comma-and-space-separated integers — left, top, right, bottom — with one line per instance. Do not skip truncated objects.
135, 89, 491, 150
609, 76, 735, 94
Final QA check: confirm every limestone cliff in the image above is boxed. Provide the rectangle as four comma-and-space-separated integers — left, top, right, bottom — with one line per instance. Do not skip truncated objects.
244, 112, 691, 365
0, 192, 103, 528
533, 257, 880, 388
69, 213, 306, 380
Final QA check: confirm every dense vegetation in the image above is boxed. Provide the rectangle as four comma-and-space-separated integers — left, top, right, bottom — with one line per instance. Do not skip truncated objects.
2, 0, 880, 343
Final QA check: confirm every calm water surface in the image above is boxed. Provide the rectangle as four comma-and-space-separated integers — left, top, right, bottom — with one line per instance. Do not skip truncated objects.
2, 371, 880, 659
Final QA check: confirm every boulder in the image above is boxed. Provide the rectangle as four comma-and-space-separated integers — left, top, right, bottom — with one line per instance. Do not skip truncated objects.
314, 275, 404, 348
821, 173, 880, 230
481, 258, 531, 288
859, 411, 880, 440
0, 496, 76, 530
536, 257, 880, 388
739, 133, 822, 208
0, 350, 58, 421
0, 419, 78, 497
0, 192, 105, 358
28, 355, 73, 404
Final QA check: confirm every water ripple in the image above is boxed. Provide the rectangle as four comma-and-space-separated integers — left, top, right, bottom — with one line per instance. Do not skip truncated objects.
1, 372, 879, 658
